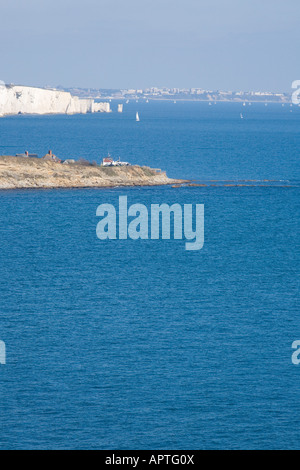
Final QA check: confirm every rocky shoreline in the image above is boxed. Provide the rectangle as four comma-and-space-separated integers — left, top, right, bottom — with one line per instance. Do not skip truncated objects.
0, 155, 185, 190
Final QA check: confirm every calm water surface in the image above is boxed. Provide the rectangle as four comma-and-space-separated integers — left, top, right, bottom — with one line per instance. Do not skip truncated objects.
0, 102, 299, 449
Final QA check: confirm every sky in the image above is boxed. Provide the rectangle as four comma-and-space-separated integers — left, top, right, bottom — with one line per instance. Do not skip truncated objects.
0, 0, 299, 91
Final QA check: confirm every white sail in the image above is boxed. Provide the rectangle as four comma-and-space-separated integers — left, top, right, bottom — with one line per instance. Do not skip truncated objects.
136, 112, 140, 122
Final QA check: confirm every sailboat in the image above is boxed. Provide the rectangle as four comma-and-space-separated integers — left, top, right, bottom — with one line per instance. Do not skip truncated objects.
240, 113, 244, 119
136, 112, 140, 122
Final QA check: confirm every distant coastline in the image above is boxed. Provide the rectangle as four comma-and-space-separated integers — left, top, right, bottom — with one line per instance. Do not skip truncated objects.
61, 86, 292, 104
106, 97, 292, 104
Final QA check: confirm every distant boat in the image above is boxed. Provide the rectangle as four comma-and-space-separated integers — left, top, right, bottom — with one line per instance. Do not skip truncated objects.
243, 102, 246, 106
126, 100, 129, 104
118, 104, 123, 113
174, 100, 176, 104
146, 99, 149, 103
209, 102, 212, 106
136, 112, 140, 122
240, 113, 244, 119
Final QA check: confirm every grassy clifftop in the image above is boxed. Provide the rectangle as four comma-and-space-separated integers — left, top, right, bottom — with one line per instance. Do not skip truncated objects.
0, 156, 183, 189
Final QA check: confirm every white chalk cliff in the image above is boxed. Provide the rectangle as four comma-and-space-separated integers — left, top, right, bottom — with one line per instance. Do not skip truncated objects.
0, 84, 111, 116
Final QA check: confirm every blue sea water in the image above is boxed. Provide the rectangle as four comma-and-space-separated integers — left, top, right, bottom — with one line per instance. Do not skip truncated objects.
0, 102, 299, 449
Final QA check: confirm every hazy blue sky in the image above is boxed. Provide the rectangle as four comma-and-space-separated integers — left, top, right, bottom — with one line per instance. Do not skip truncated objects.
0, 0, 299, 91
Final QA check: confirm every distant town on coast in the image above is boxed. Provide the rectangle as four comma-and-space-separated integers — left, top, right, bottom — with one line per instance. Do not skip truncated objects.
58, 86, 292, 103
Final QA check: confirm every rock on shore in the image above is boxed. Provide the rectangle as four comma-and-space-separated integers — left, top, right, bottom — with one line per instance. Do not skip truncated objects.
0, 156, 184, 189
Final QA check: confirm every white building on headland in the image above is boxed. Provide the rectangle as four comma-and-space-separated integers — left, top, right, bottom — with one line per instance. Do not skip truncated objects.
0, 83, 111, 116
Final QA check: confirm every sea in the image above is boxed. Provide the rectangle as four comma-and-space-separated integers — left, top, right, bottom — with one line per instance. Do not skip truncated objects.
0, 101, 299, 450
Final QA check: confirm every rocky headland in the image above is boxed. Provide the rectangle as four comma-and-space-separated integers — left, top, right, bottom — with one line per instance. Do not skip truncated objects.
0, 155, 185, 190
